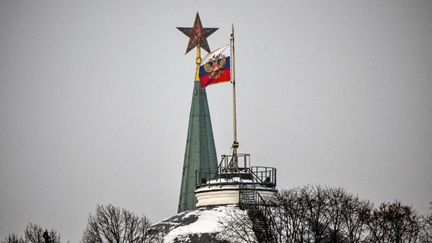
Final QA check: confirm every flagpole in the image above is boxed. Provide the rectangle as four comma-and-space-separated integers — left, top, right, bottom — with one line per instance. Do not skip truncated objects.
231, 24, 239, 168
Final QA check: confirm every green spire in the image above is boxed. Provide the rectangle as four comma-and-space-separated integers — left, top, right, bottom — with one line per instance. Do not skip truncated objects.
178, 82, 218, 213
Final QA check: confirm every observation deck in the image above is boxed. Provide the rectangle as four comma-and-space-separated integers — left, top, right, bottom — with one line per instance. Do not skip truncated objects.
194, 153, 277, 207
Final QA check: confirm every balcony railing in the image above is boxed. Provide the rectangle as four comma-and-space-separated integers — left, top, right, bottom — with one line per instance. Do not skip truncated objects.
195, 153, 277, 189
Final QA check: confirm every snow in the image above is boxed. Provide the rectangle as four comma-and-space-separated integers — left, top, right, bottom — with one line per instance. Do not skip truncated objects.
195, 181, 274, 193
158, 205, 243, 243
204, 177, 255, 184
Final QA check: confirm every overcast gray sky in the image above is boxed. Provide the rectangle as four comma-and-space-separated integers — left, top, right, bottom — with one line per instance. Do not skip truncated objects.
1, 1, 431, 242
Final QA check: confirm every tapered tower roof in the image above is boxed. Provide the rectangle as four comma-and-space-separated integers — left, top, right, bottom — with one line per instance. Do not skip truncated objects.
177, 13, 219, 213
178, 82, 218, 212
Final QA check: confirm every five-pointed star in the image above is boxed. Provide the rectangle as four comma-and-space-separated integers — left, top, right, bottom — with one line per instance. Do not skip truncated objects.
177, 12, 218, 54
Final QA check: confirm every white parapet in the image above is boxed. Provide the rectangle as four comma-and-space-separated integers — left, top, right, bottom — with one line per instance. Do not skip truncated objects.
196, 189, 240, 207
195, 183, 277, 207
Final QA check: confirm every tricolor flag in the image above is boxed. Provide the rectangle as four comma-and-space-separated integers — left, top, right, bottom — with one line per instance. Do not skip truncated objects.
199, 44, 231, 88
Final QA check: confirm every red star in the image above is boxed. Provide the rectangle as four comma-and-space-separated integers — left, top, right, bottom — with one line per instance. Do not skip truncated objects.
177, 13, 218, 54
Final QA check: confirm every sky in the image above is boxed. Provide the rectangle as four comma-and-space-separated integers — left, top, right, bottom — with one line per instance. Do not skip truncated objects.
1, 0, 431, 242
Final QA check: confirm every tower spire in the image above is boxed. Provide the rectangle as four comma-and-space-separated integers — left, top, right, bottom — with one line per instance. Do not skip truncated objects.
176, 13, 218, 212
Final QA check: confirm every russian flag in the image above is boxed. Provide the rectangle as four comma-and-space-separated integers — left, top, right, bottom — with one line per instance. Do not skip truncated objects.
199, 44, 231, 88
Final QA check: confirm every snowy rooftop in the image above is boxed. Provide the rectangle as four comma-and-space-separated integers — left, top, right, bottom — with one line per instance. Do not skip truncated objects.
150, 205, 254, 243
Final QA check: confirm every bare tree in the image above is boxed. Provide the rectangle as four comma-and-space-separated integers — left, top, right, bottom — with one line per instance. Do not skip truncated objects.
218, 208, 256, 243
326, 187, 349, 242
341, 195, 371, 243
24, 223, 60, 243
367, 201, 419, 243
419, 213, 432, 243
1, 233, 25, 243
301, 185, 331, 242
1, 223, 59, 243
81, 204, 155, 243
220, 185, 431, 243
270, 188, 311, 242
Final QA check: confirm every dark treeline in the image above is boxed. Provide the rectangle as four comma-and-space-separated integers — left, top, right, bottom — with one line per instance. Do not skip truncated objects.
81, 204, 155, 243
3, 186, 431, 243
2, 205, 156, 243
222, 185, 432, 243
1, 223, 60, 243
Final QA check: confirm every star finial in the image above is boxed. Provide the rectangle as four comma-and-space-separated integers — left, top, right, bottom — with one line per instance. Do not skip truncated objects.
177, 12, 218, 54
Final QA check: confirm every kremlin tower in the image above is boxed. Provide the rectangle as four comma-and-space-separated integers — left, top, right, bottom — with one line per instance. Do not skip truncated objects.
150, 13, 278, 243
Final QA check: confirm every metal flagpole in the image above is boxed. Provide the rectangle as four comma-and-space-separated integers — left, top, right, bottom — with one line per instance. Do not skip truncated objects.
231, 24, 239, 169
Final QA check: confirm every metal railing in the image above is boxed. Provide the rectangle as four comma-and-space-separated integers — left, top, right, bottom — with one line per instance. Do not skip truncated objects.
239, 189, 278, 242
195, 154, 277, 189
219, 153, 251, 172
250, 166, 277, 189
